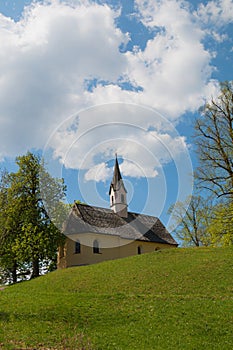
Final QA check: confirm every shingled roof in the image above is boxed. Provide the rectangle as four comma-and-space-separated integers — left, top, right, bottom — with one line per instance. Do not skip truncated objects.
64, 203, 178, 246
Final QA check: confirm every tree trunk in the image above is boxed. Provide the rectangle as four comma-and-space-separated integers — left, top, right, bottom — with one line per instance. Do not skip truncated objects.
31, 258, 40, 279
11, 260, 17, 284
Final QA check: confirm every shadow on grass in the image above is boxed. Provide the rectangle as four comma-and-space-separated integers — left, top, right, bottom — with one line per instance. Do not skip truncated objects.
0, 312, 10, 322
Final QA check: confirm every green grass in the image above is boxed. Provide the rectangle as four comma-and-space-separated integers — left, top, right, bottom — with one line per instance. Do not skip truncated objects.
0, 247, 233, 349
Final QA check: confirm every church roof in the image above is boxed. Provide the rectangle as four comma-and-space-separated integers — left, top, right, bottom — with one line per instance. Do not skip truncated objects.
64, 203, 178, 246
109, 156, 127, 194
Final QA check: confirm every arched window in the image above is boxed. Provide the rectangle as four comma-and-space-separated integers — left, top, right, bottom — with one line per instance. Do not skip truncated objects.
121, 194, 124, 203
75, 240, 81, 254
137, 246, 142, 255
93, 240, 100, 254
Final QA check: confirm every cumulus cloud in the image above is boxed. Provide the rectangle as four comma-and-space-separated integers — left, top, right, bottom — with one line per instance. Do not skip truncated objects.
120, 159, 158, 179
83, 0, 220, 120
195, 0, 233, 42
0, 0, 128, 158
196, 0, 233, 26
0, 0, 229, 181
85, 162, 112, 182
132, 0, 220, 113
44, 103, 191, 182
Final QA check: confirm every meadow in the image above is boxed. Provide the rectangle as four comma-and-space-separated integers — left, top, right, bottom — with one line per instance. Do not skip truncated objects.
0, 246, 232, 349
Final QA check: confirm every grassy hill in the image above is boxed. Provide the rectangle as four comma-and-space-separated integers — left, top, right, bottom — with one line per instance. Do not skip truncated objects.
0, 247, 233, 349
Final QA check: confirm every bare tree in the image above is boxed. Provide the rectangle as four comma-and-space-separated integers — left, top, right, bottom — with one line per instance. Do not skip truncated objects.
195, 81, 233, 198
168, 195, 212, 247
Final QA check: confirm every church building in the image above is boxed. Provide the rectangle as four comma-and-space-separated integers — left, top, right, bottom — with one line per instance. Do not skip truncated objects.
57, 156, 177, 268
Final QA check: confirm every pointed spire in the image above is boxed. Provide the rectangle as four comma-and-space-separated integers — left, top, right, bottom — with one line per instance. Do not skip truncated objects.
109, 154, 128, 217
110, 155, 122, 192
109, 154, 127, 194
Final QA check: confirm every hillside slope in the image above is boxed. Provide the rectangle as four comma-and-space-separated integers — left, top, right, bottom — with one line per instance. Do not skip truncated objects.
0, 247, 233, 349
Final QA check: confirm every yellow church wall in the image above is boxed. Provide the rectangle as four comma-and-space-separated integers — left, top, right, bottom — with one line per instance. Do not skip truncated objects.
57, 232, 175, 268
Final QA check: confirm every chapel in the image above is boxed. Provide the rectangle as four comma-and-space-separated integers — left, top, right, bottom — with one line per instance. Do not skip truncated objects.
57, 156, 177, 268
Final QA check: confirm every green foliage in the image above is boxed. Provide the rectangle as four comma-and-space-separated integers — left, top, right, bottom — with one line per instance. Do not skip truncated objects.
0, 170, 19, 283
0, 247, 232, 349
0, 152, 66, 282
208, 201, 233, 246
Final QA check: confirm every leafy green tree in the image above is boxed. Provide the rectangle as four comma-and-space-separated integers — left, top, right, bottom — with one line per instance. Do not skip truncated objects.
208, 201, 233, 246
195, 81, 233, 198
0, 152, 66, 281
168, 195, 212, 247
0, 170, 20, 283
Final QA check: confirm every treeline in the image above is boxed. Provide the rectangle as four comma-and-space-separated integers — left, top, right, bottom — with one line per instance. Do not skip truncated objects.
169, 81, 233, 246
0, 152, 67, 284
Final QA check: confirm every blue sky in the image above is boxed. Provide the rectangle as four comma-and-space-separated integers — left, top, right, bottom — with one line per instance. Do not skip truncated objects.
0, 0, 232, 231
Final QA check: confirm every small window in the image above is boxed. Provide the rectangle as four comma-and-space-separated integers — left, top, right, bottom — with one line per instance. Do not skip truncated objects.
121, 194, 124, 203
93, 240, 100, 254
75, 240, 81, 254
137, 246, 142, 255
111, 196, 114, 204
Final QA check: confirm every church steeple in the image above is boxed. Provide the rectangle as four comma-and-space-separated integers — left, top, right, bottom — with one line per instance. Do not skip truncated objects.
109, 155, 127, 217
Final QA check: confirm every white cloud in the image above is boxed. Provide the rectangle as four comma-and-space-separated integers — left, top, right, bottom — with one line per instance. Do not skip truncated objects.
44, 103, 191, 182
0, 0, 128, 158
0, 0, 226, 181
85, 162, 112, 182
84, 0, 220, 118
193, 0, 233, 46
120, 159, 158, 179
131, 0, 219, 115
196, 0, 233, 26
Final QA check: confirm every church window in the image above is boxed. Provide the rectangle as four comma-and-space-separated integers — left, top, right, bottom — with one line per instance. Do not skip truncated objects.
121, 194, 124, 203
75, 240, 81, 254
93, 240, 100, 254
111, 196, 114, 204
137, 246, 142, 255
